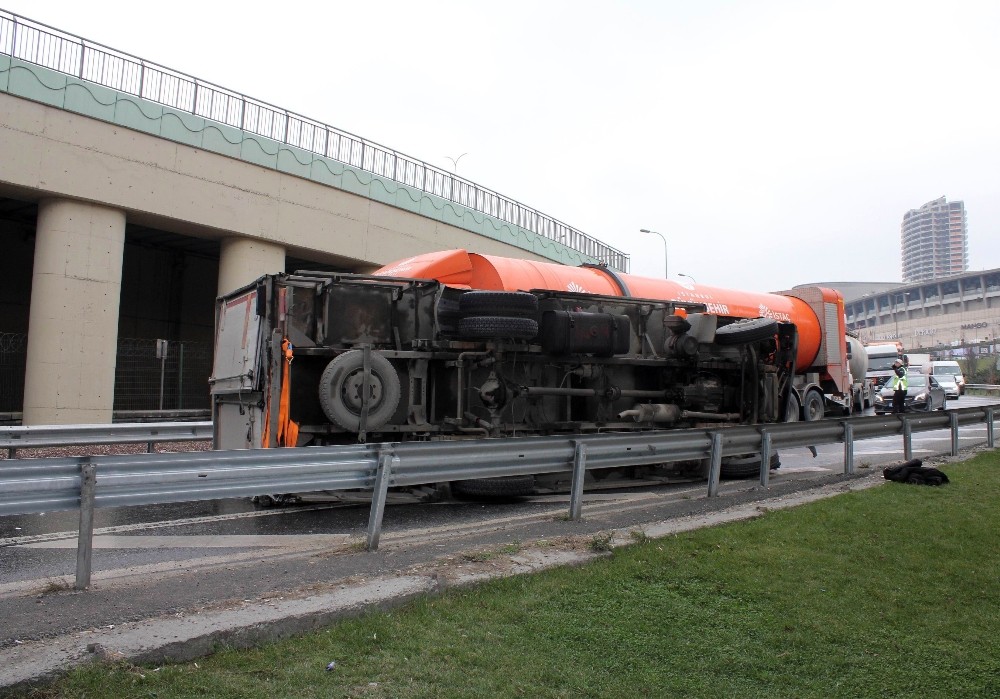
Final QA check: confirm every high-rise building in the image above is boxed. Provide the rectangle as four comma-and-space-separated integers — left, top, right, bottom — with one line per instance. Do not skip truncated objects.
901, 196, 968, 283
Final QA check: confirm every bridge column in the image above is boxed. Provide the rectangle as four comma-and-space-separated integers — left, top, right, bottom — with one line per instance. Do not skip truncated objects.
23, 199, 126, 425
218, 238, 285, 296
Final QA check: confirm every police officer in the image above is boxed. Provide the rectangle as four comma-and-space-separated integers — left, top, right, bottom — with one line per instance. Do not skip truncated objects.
891, 359, 908, 414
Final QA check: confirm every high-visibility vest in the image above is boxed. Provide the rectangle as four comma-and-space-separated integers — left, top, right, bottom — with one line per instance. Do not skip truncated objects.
892, 368, 908, 391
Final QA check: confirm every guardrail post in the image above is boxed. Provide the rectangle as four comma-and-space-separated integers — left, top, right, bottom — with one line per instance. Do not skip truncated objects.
366, 451, 394, 551
707, 432, 723, 498
569, 442, 588, 521
75, 461, 97, 591
843, 423, 854, 475
758, 431, 771, 488
902, 418, 912, 461
949, 412, 959, 457
987, 408, 995, 448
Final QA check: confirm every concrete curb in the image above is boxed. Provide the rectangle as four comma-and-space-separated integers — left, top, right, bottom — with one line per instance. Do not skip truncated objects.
1, 576, 433, 689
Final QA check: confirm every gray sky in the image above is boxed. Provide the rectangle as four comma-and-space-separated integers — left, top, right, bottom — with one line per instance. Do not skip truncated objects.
13, 0, 1000, 292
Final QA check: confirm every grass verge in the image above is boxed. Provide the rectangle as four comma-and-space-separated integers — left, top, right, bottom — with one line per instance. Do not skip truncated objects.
17, 451, 1000, 698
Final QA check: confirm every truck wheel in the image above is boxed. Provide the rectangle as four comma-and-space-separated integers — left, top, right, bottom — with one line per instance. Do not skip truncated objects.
714, 317, 779, 345
785, 391, 801, 422
720, 452, 781, 479
252, 494, 291, 508
803, 390, 825, 421
458, 315, 539, 340
451, 475, 536, 499
459, 291, 539, 319
319, 351, 401, 431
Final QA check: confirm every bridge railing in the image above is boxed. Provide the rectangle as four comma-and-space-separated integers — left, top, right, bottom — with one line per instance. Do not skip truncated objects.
0, 10, 629, 272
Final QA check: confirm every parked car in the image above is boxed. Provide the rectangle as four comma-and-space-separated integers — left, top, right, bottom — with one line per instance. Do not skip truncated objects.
934, 374, 961, 400
873, 374, 947, 414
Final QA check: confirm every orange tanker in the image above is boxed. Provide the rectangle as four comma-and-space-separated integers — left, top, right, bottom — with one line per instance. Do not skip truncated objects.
213, 248, 855, 488
374, 248, 845, 391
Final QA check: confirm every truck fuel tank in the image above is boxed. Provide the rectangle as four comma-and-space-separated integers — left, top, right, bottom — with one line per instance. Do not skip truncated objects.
538, 310, 631, 356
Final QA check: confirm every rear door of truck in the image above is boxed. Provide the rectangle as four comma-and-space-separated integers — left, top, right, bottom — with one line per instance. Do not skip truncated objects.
211, 285, 266, 449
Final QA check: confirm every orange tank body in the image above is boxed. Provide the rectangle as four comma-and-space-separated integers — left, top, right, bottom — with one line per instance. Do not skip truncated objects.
375, 249, 827, 371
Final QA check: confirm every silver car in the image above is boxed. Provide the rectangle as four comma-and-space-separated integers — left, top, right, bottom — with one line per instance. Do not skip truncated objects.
873, 374, 947, 414
934, 374, 961, 400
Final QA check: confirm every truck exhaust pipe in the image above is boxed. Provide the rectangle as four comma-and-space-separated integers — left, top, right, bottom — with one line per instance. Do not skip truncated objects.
618, 403, 682, 423
618, 404, 742, 423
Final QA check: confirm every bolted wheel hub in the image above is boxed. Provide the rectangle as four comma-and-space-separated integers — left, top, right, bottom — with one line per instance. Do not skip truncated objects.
341, 369, 385, 412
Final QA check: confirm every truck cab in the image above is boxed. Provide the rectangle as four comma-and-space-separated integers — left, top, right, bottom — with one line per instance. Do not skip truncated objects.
865, 344, 901, 389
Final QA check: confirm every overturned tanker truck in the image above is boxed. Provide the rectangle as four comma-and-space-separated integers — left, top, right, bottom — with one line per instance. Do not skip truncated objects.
210, 249, 852, 494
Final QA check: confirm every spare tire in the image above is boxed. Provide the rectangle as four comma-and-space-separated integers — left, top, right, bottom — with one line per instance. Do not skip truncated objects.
714, 317, 779, 345
459, 291, 539, 319
458, 315, 539, 340
318, 351, 401, 431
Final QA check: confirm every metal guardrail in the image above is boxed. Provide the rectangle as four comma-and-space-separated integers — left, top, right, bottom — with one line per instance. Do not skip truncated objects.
112, 410, 212, 422
0, 9, 629, 272
967, 384, 1000, 394
0, 407, 996, 590
0, 421, 212, 457
0, 410, 213, 428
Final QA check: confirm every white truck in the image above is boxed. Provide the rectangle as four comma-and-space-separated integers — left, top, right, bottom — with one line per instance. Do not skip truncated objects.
903, 353, 931, 374
865, 342, 902, 390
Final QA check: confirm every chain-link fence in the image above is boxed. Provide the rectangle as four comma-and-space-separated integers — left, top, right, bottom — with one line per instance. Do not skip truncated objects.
0, 334, 212, 413
112, 338, 213, 411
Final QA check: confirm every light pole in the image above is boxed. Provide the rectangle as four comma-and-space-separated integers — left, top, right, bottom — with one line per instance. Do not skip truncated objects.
639, 228, 667, 278
677, 273, 696, 285
445, 153, 468, 173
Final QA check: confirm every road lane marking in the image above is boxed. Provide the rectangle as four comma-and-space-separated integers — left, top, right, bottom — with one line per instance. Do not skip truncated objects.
20, 534, 351, 550
0, 504, 344, 548
0, 542, 350, 599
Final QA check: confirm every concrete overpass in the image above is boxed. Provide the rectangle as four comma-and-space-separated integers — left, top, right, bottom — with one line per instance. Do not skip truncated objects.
0, 11, 627, 425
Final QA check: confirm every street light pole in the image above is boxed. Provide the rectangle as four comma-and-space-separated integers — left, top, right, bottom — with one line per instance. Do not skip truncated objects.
677, 273, 696, 284
639, 229, 667, 278
445, 153, 468, 173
